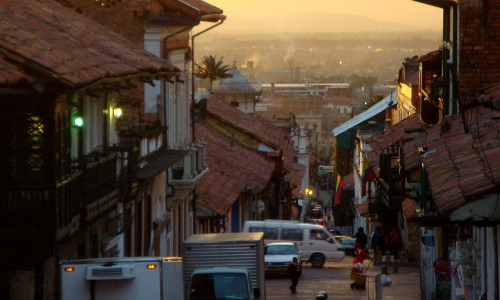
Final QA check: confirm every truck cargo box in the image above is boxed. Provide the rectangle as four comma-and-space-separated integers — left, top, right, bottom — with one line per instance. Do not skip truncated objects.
183, 232, 265, 300
60, 257, 183, 300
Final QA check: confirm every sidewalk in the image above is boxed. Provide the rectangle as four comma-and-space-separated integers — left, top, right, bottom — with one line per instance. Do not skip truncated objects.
365, 262, 421, 300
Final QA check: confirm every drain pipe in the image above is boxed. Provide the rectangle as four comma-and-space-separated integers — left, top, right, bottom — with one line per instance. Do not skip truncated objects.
191, 15, 226, 142
190, 15, 226, 234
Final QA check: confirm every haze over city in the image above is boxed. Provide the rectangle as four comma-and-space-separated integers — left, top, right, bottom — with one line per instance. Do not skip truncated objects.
199, 0, 443, 34
194, 0, 443, 87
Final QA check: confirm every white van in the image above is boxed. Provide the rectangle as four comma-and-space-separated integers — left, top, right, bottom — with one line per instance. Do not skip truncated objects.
242, 220, 345, 267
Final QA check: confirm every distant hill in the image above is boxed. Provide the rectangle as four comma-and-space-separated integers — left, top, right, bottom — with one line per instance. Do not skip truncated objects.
217, 12, 441, 35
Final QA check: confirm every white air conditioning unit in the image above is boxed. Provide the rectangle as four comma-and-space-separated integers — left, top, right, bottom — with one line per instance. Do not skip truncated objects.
85, 264, 135, 280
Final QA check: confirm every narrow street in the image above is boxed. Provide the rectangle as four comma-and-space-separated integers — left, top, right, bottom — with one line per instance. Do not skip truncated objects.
265, 256, 421, 300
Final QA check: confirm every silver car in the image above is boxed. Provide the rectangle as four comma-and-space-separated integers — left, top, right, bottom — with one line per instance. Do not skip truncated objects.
264, 242, 302, 277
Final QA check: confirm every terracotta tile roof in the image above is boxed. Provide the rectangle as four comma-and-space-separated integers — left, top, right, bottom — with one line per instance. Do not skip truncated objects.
0, 58, 30, 85
322, 96, 359, 106
415, 49, 441, 63
366, 105, 500, 216
0, 0, 179, 89
479, 82, 500, 110
196, 121, 275, 215
158, 0, 223, 20
418, 106, 500, 214
206, 95, 301, 187
365, 113, 426, 175
183, 0, 223, 15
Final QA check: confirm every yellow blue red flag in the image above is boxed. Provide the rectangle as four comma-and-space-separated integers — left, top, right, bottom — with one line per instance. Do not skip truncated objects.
334, 174, 344, 206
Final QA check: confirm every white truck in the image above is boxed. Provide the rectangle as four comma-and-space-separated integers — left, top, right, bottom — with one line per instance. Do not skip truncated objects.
183, 232, 266, 300
59, 256, 183, 300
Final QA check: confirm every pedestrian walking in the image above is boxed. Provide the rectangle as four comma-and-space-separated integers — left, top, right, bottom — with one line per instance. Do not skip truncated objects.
389, 226, 403, 260
354, 227, 368, 252
288, 257, 300, 294
371, 225, 385, 254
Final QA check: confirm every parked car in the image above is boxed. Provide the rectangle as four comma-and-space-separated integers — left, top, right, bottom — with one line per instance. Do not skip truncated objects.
264, 242, 302, 277
333, 235, 351, 243
307, 218, 327, 227
309, 205, 323, 218
243, 220, 345, 268
338, 237, 356, 255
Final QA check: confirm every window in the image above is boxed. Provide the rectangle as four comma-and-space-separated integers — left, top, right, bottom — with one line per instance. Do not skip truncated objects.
83, 97, 104, 156
249, 227, 278, 240
190, 273, 248, 300
265, 244, 297, 255
281, 229, 303, 241
310, 229, 329, 241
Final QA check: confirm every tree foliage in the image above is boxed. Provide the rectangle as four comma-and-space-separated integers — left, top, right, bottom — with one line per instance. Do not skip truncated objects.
195, 55, 232, 93
349, 74, 378, 89
363, 94, 385, 110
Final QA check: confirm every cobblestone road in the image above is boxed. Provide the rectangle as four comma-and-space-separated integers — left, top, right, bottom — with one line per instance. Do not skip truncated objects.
265, 256, 421, 300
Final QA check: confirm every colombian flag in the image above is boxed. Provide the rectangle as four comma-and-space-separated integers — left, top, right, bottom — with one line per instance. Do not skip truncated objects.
334, 174, 344, 206
361, 159, 375, 197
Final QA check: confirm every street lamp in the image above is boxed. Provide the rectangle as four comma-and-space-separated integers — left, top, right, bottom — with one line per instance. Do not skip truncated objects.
113, 107, 122, 119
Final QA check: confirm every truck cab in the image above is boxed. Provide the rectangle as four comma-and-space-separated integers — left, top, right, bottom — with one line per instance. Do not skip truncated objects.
189, 267, 260, 300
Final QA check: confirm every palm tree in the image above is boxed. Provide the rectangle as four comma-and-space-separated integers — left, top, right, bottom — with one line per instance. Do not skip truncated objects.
363, 94, 385, 110
195, 55, 232, 93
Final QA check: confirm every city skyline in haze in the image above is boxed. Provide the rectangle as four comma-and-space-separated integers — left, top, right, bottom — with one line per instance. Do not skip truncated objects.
200, 0, 443, 35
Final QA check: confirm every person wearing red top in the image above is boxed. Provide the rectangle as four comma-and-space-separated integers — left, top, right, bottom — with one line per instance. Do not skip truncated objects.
351, 242, 371, 278
352, 243, 370, 266
389, 226, 403, 260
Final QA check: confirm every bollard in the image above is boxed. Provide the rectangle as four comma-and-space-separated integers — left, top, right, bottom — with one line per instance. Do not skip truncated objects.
385, 251, 392, 267
375, 250, 382, 266
381, 264, 388, 275
392, 260, 399, 273
375, 274, 382, 300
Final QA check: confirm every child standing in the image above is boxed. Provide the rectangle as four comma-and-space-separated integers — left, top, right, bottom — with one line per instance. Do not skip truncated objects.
288, 257, 300, 294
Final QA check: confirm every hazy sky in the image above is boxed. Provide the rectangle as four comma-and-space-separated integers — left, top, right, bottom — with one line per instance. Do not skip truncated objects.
201, 0, 443, 34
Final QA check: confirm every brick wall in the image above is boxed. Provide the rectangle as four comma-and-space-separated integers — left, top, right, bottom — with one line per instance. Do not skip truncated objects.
59, 0, 163, 44
459, 0, 500, 104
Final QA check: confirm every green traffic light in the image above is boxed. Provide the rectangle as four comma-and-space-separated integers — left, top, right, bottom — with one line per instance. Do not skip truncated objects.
73, 116, 83, 127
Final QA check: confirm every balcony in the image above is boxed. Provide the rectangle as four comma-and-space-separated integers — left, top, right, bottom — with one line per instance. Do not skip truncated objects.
170, 139, 208, 190
0, 184, 56, 236
81, 152, 119, 222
